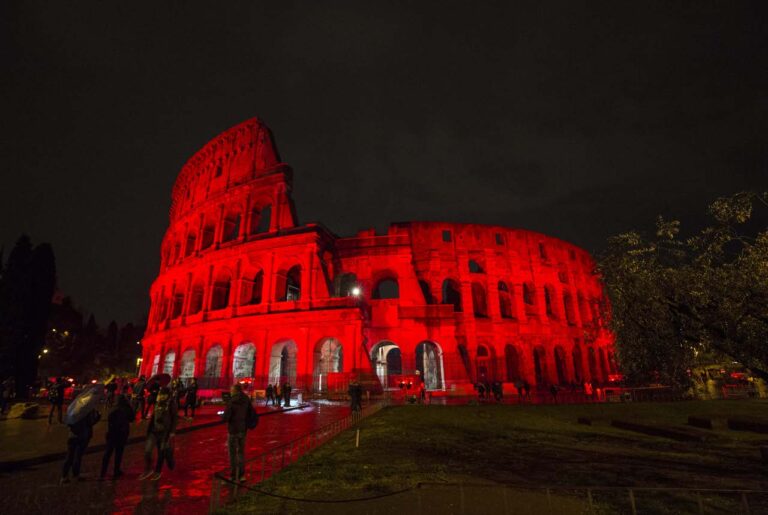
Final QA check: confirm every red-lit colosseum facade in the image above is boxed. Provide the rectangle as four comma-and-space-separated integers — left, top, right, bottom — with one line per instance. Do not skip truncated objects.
140, 118, 615, 396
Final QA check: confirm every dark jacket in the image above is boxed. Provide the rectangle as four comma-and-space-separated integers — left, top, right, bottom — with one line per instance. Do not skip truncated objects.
68, 410, 101, 442
185, 383, 198, 402
147, 399, 178, 437
223, 392, 251, 435
107, 398, 134, 442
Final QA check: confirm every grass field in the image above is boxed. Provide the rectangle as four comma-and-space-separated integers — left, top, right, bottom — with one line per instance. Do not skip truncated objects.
224, 400, 768, 514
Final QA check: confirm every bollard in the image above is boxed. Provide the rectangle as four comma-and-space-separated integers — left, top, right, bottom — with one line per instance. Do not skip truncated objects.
628, 489, 637, 515
356, 428, 360, 448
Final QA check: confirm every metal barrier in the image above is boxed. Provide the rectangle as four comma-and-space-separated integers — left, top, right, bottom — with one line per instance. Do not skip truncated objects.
209, 402, 383, 511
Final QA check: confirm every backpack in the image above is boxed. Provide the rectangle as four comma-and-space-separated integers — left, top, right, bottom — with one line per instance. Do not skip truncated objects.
246, 402, 259, 430
48, 384, 60, 402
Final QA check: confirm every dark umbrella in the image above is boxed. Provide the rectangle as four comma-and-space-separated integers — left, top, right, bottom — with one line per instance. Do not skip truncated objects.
148, 373, 171, 387
65, 384, 104, 424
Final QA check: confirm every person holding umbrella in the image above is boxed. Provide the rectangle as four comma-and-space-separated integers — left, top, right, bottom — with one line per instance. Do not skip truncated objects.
60, 385, 103, 484
140, 386, 177, 481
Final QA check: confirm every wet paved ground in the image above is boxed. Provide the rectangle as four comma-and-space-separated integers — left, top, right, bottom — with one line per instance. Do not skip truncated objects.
0, 402, 350, 515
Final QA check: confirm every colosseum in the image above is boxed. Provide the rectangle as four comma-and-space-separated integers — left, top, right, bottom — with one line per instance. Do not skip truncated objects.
140, 118, 615, 396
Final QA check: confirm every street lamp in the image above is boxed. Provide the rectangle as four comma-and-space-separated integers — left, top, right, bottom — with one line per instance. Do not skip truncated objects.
351, 286, 361, 297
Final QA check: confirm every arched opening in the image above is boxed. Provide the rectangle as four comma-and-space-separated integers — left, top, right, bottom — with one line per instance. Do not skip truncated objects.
241, 270, 264, 305
498, 281, 514, 319
572, 345, 583, 382
416, 341, 444, 390
151, 354, 160, 376
211, 270, 232, 310
419, 280, 434, 304
370, 341, 401, 389
544, 285, 556, 319
588, 347, 599, 383
222, 212, 241, 243
442, 279, 462, 312
313, 338, 343, 391
276, 265, 302, 301
471, 282, 488, 318
334, 273, 358, 297
250, 204, 272, 235
201, 221, 215, 250
180, 350, 195, 379
188, 282, 204, 315
205, 345, 223, 379
171, 289, 185, 319
533, 346, 547, 386
233, 343, 256, 379
523, 283, 537, 316
269, 340, 298, 386
563, 293, 576, 325
373, 278, 399, 299
504, 344, 521, 382
476, 344, 496, 383
554, 346, 567, 384
185, 232, 196, 257
469, 259, 484, 273
163, 350, 176, 375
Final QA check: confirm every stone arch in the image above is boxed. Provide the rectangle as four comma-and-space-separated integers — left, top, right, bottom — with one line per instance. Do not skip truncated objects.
222, 210, 242, 243
275, 264, 302, 301
151, 353, 161, 376
201, 215, 216, 250
533, 346, 548, 386
370, 341, 402, 389
171, 285, 185, 319
572, 345, 584, 382
442, 279, 462, 312
180, 349, 196, 378
476, 343, 497, 382
523, 282, 537, 315
544, 285, 556, 319
163, 350, 176, 375
471, 282, 488, 318
233, 342, 256, 379
184, 230, 197, 257
313, 337, 343, 391
504, 344, 521, 382
269, 339, 298, 386
205, 345, 223, 378
418, 279, 434, 304
188, 280, 205, 315
211, 268, 233, 310
498, 281, 515, 319
468, 259, 484, 273
416, 341, 444, 390
240, 270, 264, 305
249, 203, 272, 235
563, 292, 576, 325
373, 276, 399, 299
554, 345, 568, 384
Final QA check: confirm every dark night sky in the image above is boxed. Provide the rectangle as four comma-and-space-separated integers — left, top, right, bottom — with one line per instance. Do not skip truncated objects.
2, 2, 767, 325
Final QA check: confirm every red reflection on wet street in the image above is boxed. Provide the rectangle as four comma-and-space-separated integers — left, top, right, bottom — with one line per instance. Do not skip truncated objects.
0, 402, 350, 515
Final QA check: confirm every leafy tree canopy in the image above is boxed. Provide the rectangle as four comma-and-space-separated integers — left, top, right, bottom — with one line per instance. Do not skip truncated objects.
598, 192, 768, 388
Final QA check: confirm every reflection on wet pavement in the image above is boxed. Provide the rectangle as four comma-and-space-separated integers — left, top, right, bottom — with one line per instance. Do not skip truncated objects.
0, 402, 350, 514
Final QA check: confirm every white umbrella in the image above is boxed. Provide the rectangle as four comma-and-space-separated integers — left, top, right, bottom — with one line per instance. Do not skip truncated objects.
65, 384, 104, 424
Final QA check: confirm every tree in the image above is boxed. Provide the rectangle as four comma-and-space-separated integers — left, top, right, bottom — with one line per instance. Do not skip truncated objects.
0, 235, 56, 396
599, 192, 768, 388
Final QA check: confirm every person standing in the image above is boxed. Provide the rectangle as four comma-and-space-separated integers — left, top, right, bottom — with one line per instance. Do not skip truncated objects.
144, 379, 160, 419
265, 384, 274, 406
139, 387, 177, 481
105, 381, 118, 408
274, 384, 282, 407
48, 377, 65, 425
184, 378, 198, 419
282, 382, 292, 407
100, 395, 134, 479
132, 376, 146, 421
222, 383, 254, 482
60, 408, 101, 484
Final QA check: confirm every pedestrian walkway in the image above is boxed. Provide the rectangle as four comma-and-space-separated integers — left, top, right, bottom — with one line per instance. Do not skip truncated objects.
0, 401, 349, 514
